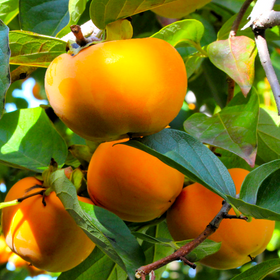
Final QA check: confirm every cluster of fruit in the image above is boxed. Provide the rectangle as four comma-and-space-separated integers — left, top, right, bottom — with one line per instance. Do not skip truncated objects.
1, 32, 275, 275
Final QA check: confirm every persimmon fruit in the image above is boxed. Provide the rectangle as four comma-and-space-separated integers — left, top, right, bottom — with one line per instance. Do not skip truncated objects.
1, 177, 95, 272
45, 38, 187, 142
87, 140, 184, 222
166, 168, 275, 270
0, 235, 12, 264
151, 0, 212, 19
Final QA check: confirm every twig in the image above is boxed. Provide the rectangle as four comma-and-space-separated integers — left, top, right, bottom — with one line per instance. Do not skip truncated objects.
254, 29, 280, 114
230, 0, 254, 37
242, 0, 276, 30
135, 201, 232, 279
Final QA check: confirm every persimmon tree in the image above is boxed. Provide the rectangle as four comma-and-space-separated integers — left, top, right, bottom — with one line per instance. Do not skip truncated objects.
1, 0, 280, 280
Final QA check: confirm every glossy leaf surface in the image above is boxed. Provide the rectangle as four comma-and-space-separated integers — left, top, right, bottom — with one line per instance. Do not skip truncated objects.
184, 90, 259, 167
124, 129, 236, 200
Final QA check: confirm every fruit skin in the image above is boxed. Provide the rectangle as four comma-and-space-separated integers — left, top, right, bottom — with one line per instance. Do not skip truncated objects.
0, 235, 12, 264
1, 177, 95, 272
87, 140, 184, 222
151, 0, 212, 19
45, 38, 187, 142
166, 168, 275, 270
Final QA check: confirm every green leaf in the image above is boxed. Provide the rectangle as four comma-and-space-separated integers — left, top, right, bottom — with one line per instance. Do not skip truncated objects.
178, 240, 221, 263
207, 36, 257, 96
89, 0, 177, 30
227, 160, 280, 220
0, 19, 10, 119
19, 0, 69, 36
9, 31, 67, 67
151, 19, 205, 50
137, 227, 221, 265
141, 221, 174, 279
58, 247, 127, 280
231, 258, 280, 280
184, 90, 259, 167
0, 107, 67, 172
56, 0, 89, 38
257, 108, 280, 163
51, 170, 145, 280
0, 0, 19, 25
124, 128, 236, 200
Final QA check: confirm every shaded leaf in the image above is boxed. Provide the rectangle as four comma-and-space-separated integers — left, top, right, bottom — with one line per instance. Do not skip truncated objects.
51, 170, 145, 280
9, 31, 67, 67
0, 19, 10, 119
124, 128, 236, 200
188, 58, 228, 109
184, 90, 259, 167
89, 0, 177, 30
19, 0, 69, 36
207, 36, 257, 96
0, 107, 67, 172
0, 0, 19, 25
227, 160, 280, 220
257, 108, 280, 164
152, 19, 205, 50
58, 247, 127, 280
56, 0, 89, 38
231, 258, 280, 280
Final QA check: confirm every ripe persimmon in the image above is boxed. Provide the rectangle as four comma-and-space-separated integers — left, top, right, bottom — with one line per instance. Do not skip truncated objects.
166, 168, 275, 270
0, 235, 12, 264
1, 177, 95, 272
45, 38, 187, 142
87, 140, 184, 222
151, 0, 212, 19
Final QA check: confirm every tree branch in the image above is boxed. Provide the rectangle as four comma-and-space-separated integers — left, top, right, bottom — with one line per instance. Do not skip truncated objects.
254, 29, 280, 114
135, 201, 232, 279
242, 0, 276, 30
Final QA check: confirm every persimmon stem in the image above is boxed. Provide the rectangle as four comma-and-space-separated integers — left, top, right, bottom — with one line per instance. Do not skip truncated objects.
135, 201, 232, 279
0, 199, 20, 210
70, 25, 88, 46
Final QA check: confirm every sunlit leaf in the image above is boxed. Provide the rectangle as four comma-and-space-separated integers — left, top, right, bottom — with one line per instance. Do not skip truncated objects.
56, 0, 90, 38
51, 170, 145, 280
207, 36, 257, 96
124, 128, 236, 200
0, 107, 67, 172
184, 90, 259, 167
9, 31, 66, 67
0, 19, 10, 119
152, 19, 205, 50
90, 0, 177, 30
0, 0, 19, 24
